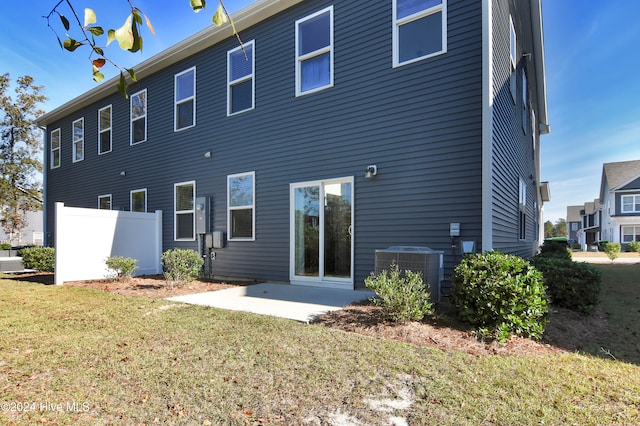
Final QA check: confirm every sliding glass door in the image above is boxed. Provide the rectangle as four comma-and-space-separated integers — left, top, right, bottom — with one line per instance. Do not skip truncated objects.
290, 177, 353, 288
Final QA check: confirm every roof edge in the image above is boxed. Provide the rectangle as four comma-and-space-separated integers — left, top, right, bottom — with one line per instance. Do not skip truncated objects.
530, 0, 549, 134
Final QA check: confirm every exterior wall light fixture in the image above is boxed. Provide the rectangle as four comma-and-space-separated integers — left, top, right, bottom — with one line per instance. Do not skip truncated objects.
365, 165, 378, 179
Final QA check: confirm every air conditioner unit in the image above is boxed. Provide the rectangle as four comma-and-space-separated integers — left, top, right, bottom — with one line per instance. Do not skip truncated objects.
374, 246, 444, 302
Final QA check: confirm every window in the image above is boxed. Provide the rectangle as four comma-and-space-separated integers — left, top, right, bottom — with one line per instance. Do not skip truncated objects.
522, 69, 528, 133
50, 128, 61, 169
131, 89, 147, 144
98, 194, 112, 210
228, 171, 255, 240
98, 105, 112, 154
130, 188, 147, 212
519, 178, 526, 240
174, 181, 195, 241
296, 7, 333, 96
72, 118, 84, 162
227, 40, 255, 115
571, 223, 578, 231
622, 226, 640, 243
622, 195, 640, 213
393, 0, 447, 66
175, 67, 196, 130
509, 15, 517, 102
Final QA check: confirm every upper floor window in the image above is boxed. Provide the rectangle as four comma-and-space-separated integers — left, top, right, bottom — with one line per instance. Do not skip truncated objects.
393, 0, 447, 67
296, 6, 333, 96
622, 195, 640, 213
175, 67, 196, 131
519, 178, 527, 240
50, 128, 61, 169
175, 181, 195, 241
509, 15, 517, 102
72, 118, 84, 162
228, 171, 255, 240
131, 89, 147, 145
98, 194, 112, 210
131, 188, 147, 212
98, 105, 112, 155
228, 40, 255, 115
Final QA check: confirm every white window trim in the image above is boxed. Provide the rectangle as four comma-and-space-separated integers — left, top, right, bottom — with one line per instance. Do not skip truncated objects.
130, 188, 147, 213
130, 89, 147, 145
174, 180, 196, 241
392, 0, 447, 67
227, 171, 256, 241
98, 105, 112, 155
522, 69, 528, 133
295, 6, 334, 97
72, 117, 84, 163
621, 195, 640, 213
174, 67, 196, 132
227, 40, 255, 116
509, 15, 517, 103
50, 128, 61, 169
98, 194, 112, 210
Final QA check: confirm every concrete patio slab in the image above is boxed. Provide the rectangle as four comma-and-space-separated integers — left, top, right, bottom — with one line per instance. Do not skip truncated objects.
167, 283, 375, 323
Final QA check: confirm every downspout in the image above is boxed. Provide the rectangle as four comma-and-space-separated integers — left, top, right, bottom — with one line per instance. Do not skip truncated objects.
39, 126, 48, 247
481, 0, 494, 252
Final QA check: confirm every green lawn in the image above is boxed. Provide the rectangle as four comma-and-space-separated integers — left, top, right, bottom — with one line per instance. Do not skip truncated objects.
0, 267, 639, 425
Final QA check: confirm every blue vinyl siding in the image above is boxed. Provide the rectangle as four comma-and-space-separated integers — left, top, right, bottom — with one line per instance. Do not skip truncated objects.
44, 0, 509, 289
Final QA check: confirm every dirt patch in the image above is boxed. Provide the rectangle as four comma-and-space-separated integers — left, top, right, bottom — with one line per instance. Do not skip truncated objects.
12, 272, 608, 358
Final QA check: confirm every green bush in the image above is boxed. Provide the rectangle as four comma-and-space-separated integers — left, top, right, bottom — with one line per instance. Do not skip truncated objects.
604, 242, 621, 261
451, 251, 548, 342
161, 248, 203, 286
0, 242, 11, 250
626, 241, 640, 253
105, 256, 138, 281
531, 257, 601, 314
365, 263, 434, 322
538, 240, 572, 260
19, 247, 55, 272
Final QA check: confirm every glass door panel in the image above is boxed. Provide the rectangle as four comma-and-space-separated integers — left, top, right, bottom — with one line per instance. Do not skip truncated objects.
324, 182, 352, 278
293, 186, 320, 277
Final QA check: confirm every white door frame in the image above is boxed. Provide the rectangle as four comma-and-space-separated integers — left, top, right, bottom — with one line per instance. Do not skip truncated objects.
289, 176, 354, 289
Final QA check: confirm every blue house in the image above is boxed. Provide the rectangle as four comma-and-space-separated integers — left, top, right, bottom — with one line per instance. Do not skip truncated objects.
38, 0, 550, 292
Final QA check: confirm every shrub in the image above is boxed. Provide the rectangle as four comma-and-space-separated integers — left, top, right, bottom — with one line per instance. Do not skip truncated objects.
626, 241, 640, 253
604, 242, 621, 261
105, 256, 138, 281
161, 248, 203, 286
19, 247, 55, 272
365, 263, 433, 322
451, 251, 548, 342
0, 242, 11, 250
531, 257, 601, 314
538, 240, 572, 260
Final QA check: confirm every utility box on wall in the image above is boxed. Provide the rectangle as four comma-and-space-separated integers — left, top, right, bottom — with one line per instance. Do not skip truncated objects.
195, 197, 209, 234
205, 231, 225, 249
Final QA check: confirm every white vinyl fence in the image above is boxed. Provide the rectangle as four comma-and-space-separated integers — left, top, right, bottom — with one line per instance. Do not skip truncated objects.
54, 203, 162, 285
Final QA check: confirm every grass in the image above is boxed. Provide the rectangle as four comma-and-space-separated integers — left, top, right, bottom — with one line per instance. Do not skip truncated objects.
0, 269, 639, 425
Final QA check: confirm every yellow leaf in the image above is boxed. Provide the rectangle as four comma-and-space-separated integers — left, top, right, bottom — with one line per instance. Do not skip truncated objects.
84, 8, 97, 27
144, 14, 155, 35
212, 3, 228, 26
108, 14, 134, 50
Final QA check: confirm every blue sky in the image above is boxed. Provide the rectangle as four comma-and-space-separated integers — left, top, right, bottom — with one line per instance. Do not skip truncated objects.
2, 1, 638, 224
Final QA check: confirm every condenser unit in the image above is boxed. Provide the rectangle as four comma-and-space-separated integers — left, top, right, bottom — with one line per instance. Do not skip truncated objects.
374, 246, 444, 302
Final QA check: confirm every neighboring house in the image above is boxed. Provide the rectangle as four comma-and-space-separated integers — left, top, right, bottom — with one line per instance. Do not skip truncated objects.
0, 188, 44, 247
566, 205, 582, 244
37, 0, 550, 292
600, 160, 640, 249
580, 199, 601, 248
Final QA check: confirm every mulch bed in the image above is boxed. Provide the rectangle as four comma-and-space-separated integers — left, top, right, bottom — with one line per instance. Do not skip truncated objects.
6, 271, 607, 357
